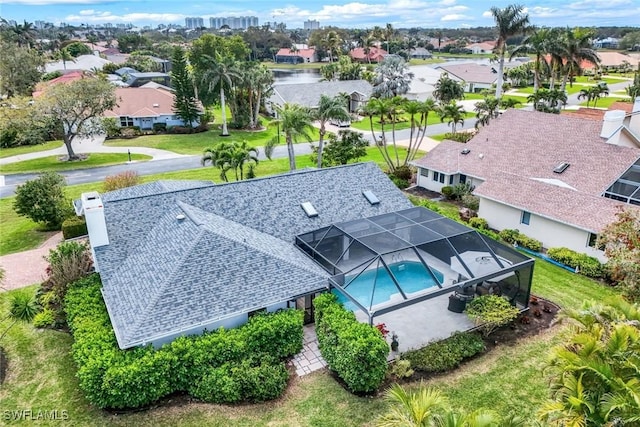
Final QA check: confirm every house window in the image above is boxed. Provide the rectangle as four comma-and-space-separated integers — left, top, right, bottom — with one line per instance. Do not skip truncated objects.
449, 175, 454, 185
521, 211, 531, 225
420, 168, 429, 177
433, 172, 445, 183
588, 233, 598, 248
459, 174, 467, 184
119, 116, 134, 127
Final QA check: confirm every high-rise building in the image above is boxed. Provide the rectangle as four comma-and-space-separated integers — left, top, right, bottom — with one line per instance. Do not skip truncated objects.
34, 20, 46, 30
304, 19, 320, 30
209, 16, 258, 30
185, 17, 204, 29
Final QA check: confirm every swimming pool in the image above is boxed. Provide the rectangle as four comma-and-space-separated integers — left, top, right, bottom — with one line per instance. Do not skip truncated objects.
334, 261, 443, 311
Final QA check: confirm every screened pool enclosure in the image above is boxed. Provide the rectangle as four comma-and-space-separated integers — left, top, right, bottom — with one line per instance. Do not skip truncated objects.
296, 207, 534, 324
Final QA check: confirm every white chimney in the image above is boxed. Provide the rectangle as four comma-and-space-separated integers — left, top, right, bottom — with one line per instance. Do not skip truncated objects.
601, 110, 626, 144
629, 97, 640, 135
80, 192, 109, 274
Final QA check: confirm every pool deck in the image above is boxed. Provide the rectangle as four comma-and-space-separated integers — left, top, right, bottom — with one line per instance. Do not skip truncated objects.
354, 291, 476, 356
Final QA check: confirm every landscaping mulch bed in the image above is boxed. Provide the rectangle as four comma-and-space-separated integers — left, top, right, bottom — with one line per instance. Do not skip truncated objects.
403, 187, 443, 200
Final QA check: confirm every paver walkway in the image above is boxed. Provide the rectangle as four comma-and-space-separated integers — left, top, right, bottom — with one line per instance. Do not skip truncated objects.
0, 232, 63, 291
291, 324, 327, 376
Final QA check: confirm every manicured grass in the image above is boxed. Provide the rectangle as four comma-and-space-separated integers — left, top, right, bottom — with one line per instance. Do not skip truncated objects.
0, 140, 63, 159
408, 58, 446, 65
578, 97, 630, 108
262, 61, 324, 70
0, 197, 57, 256
105, 126, 320, 155
0, 153, 152, 175
351, 112, 476, 132
573, 75, 631, 84
464, 93, 529, 106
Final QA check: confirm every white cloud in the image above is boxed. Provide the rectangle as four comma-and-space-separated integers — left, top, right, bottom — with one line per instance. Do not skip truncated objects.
441, 13, 472, 21
482, 10, 492, 18
569, 0, 631, 10
65, 11, 185, 24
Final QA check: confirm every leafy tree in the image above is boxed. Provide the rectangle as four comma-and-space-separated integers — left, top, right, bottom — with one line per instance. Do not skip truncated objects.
371, 56, 414, 99
433, 72, 465, 105
0, 96, 53, 148
36, 77, 117, 160
13, 172, 72, 230
267, 103, 314, 171
171, 46, 200, 128
619, 30, 640, 50
116, 33, 150, 53
597, 207, 640, 302
465, 295, 520, 337
439, 101, 467, 134
539, 299, 640, 425
312, 94, 351, 168
64, 41, 92, 57
312, 130, 368, 166
0, 41, 44, 97
490, 4, 530, 99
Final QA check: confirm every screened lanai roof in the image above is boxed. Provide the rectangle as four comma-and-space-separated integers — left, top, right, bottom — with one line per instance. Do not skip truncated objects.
295, 206, 533, 318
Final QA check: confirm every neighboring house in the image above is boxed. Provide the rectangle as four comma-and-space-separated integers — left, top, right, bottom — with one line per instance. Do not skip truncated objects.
103, 87, 200, 129
410, 48, 432, 59
594, 37, 619, 49
112, 67, 171, 87
412, 104, 640, 260
434, 63, 498, 93
406, 65, 443, 101
45, 54, 111, 73
268, 80, 373, 113
75, 162, 534, 350
349, 47, 388, 63
32, 70, 85, 97
275, 48, 318, 64
465, 42, 495, 54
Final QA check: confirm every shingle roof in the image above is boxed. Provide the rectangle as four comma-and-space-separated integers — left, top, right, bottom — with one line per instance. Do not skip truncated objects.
434, 63, 498, 84
269, 80, 372, 108
412, 109, 640, 231
103, 180, 214, 202
97, 162, 413, 348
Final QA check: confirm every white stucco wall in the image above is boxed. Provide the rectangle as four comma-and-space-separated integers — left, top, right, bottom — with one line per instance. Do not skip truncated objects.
267, 301, 288, 312
415, 168, 484, 194
478, 197, 606, 261
150, 312, 249, 349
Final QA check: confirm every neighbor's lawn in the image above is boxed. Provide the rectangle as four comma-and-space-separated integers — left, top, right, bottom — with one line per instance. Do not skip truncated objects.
105, 126, 321, 155
573, 75, 631, 84
0, 251, 622, 425
351, 112, 476, 132
463, 93, 529, 106
408, 58, 446, 65
578, 97, 630, 108
0, 153, 151, 175
0, 140, 63, 159
262, 61, 324, 70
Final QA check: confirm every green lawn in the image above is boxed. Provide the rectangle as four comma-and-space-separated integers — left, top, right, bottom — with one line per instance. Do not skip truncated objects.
0, 153, 151, 175
104, 126, 321, 155
351, 112, 476, 132
573, 75, 631, 84
0, 244, 622, 425
408, 58, 446, 65
0, 140, 63, 159
262, 61, 324, 70
578, 97, 630, 108
464, 93, 529, 106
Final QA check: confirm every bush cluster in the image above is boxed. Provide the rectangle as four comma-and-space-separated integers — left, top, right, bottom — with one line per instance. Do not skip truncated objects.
166, 124, 209, 134
61, 217, 88, 239
403, 332, 485, 373
314, 293, 389, 394
103, 171, 142, 192
65, 275, 303, 409
546, 247, 605, 278
498, 229, 542, 252
13, 172, 74, 230
465, 295, 520, 337
468, 217, 488, 230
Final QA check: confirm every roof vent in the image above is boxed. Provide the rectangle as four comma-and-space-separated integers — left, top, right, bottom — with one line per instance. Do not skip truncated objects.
153, 103, 159, 108
301, 201, 318, 218
553, 162, 570, 174
461, 148, 470, 155
176, 214, 185, 221
362, 190, 380, 205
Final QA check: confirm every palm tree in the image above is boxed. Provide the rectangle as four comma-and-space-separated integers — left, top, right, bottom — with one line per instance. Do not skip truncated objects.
200, 53, 240, 137
362, 97, 396, 170
371, 56, 414, 99
577, 87, 594, 107
490, 4, 530, 99
439, 102, 466, 134
433, 73, 465, 105
403, 98, 437, 164
202, 140, 234, 182
384, 23, 395, 54
474, 96, 500, 128
510, 27, 555, 92
557, 27, 600, 91
228, 140, 259, 180
313, 95, 351, 168
325, 31, 341, 62
57, 47, 74, 70
591, 83, 609, 108
276, 103, 314, 171
376, 383, 448, 426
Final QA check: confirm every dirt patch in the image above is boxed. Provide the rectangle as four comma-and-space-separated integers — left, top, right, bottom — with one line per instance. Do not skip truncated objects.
404, 187, 443, 200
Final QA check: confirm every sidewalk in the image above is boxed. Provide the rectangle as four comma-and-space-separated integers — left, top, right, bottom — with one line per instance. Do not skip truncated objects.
0, 232, 63, 292
0, 134, 186, 166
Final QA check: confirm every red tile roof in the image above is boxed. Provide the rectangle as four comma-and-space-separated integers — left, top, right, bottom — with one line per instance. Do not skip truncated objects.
413, 109, 640, 231
32, 71, 86, 97
349, 47, 387, 62
563, 102, 634, 121
104, 87, 177, 118
275, 48, 316, 58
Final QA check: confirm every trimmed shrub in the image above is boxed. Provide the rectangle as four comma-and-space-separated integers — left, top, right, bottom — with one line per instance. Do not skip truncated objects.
103, 171, 141, 192
152, 122, 167, 133
403, 332, 485, 373
65, 275, 302, 409
32, 307, 56, 328
461, 194, 479, 211
390, 176, 409, 189
62, 217, 88, 239
101, 118, 120, 139
516, 235, 543, 252
314, 293, 389, 394
393, 165, 413, 181
499, 228, 520, 244
465, 295, 520, 337
441, 186, 454, 199
547, 247, 605, 278
468, 217, 488, 230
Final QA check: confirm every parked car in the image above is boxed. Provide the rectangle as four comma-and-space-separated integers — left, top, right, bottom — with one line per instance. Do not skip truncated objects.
330, 118, 351, 127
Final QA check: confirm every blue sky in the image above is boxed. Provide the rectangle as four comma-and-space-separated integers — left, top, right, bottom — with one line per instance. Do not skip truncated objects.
1, 0, 639, 29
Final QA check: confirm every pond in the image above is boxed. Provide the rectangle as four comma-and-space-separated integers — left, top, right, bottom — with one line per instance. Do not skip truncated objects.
272, 68, 321, 85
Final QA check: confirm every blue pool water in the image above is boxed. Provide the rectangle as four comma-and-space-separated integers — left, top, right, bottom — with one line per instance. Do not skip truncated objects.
334, 261, 443, 311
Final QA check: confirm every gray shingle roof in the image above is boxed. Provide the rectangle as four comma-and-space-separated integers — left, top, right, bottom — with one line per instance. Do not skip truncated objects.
102, 180, 214, 202
269, 80, 372, 108
97, 162, 413, 348
434, 63, 498, 84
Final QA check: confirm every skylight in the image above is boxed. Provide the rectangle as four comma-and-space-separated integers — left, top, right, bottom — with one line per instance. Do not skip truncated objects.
301, 201, 318, 218
553, 162, 570, 174
461, 148, 470, 155
362, 190, 380, 205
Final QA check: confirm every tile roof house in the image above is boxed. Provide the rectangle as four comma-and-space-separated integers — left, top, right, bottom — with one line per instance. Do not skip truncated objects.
32, 70, 86, 97
433, 63, 498, 93
412, 104, 640, 260
268, 80, 372, 113
104, 87, 201, 129
349, 47, 388, 63
75, 163, 415, 349
465, 41, 496, 54
275, 47, 318, 64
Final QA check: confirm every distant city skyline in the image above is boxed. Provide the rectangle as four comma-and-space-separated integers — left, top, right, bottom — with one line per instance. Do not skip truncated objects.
1, 0, 639, 29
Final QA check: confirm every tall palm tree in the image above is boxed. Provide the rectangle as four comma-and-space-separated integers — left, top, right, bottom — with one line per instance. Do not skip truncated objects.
200, 53, 240, 137
371, 56, 414, 99
490, 4, 530, 99
510, 27, 555, 92
384, 23, 395, 54
313, 94, 351, 168
557, 27, 601, 91
404, 98, 437, 164
362, 97, 395, 170
439, 101, 466, 133
325, 31, 341, 63
433, 72, 465, 105
276, 103, 314, 171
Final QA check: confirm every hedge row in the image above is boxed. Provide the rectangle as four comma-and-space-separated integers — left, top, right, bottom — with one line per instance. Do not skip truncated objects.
402, 332, 485, 373
65, 274, 303, 409
546, 247, 605, 278
61, 217, 88, 240
499, 228, 543, 252
314, 293, 389, 394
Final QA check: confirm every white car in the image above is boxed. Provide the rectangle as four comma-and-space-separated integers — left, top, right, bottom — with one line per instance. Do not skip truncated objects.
330, 118, 351, 127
